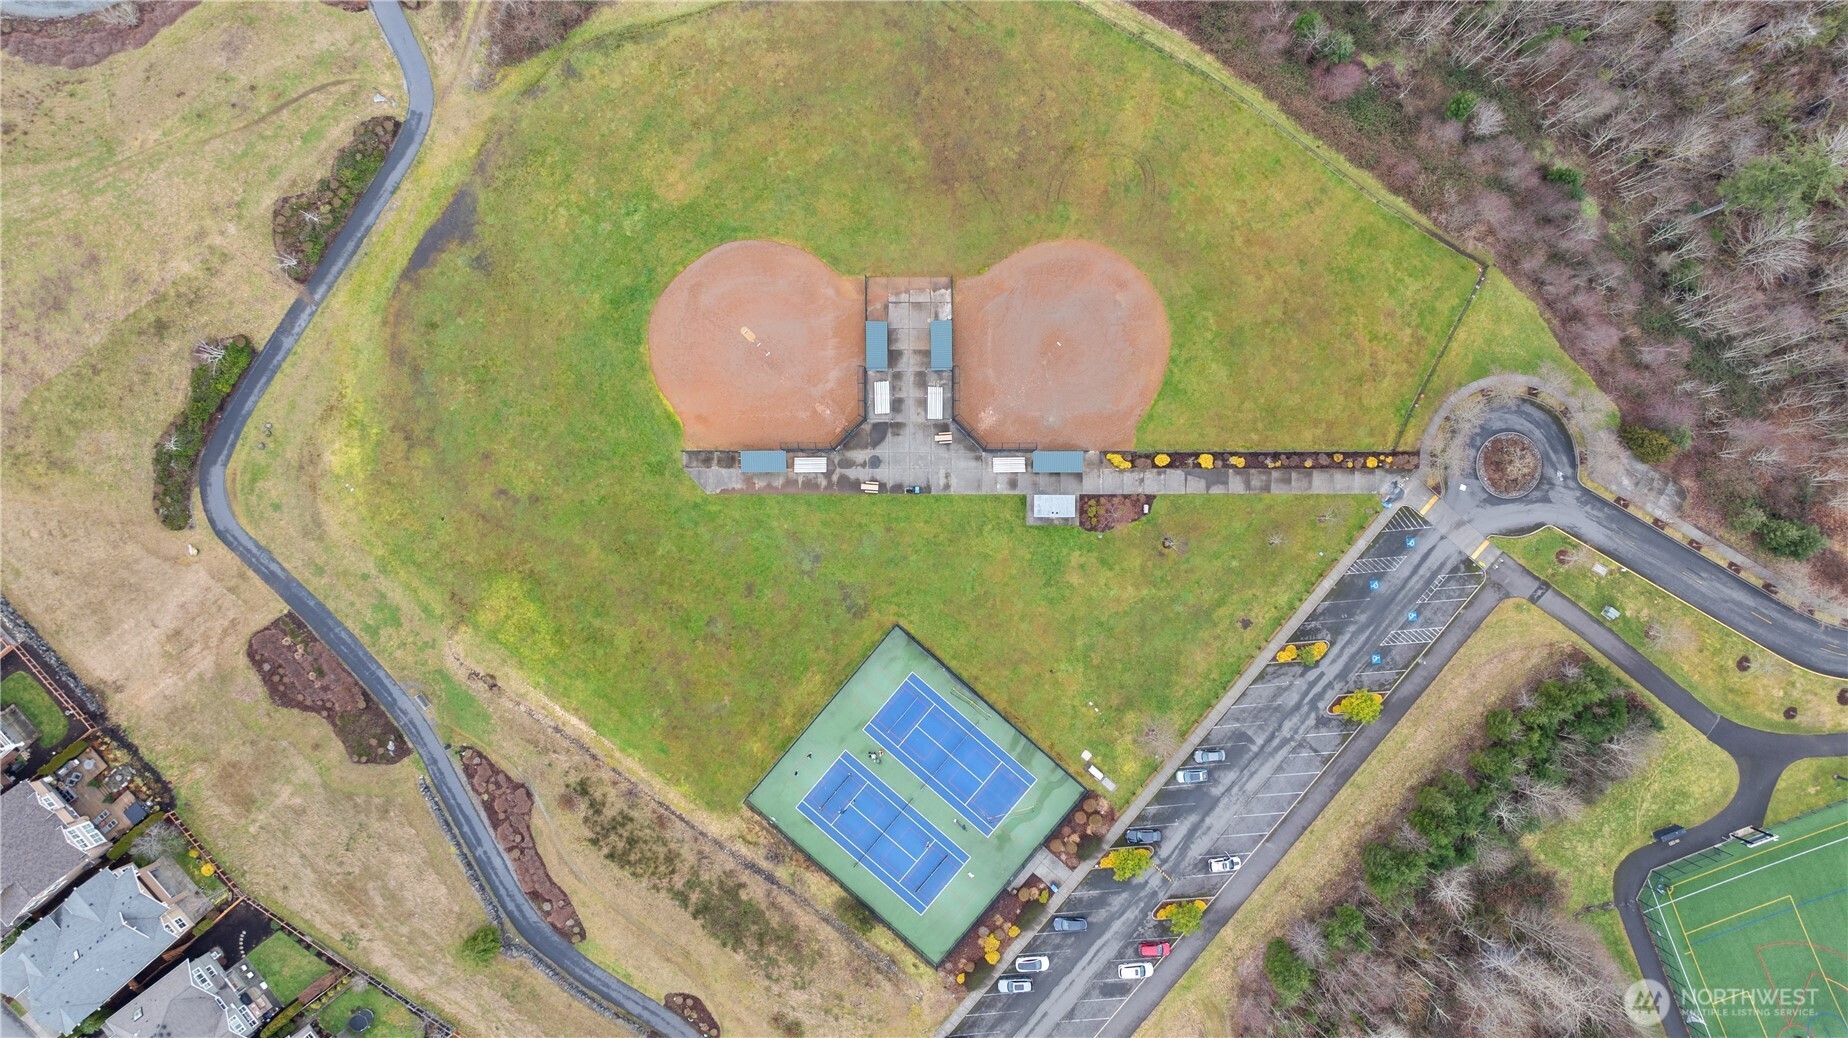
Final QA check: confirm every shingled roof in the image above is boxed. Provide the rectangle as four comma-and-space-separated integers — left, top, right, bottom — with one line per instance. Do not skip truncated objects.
0, 865, 183, 1035
0, 782, 93, 930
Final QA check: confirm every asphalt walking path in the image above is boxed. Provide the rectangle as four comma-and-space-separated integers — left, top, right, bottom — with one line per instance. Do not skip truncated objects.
195, 5, 694, 1035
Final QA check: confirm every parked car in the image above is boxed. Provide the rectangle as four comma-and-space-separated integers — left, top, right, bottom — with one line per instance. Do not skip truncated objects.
997, 977, 1033, 994
1124, 827, 1162, 845
1050, 915, 1088, 932
1192, 747, 1227, 764
1208, 855, 1243, 874
1139, 941, 1173, 958
1014, 955, 1050, 973
1175, 767, 1209, 784
1118, 962, 1154, 980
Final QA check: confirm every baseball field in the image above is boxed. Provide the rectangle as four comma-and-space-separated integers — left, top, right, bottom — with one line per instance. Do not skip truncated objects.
236, 1, 1587, 815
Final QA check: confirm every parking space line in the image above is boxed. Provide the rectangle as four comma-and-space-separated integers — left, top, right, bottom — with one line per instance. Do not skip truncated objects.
1275, 770, 1322, 777
1140, 798, 1198, 808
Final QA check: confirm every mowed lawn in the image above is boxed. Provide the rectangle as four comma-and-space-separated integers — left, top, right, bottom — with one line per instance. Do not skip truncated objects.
232, 2, 1493, 811
1499, 530, 1847, 733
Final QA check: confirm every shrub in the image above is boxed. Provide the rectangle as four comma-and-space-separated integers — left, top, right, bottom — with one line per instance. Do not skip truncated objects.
34, 738, 90, 777
1361, 843, 1429, 903
458, 925, 501, 967
1757, 517, 1827, 560
1291, 11, 1323, 39
1264, 938, 1315, 1005
1315, 30, 1354, 63
1322, 904, 1369, 953
1618, 423, 1681, 463
1198, 453, 1215, 469
1153, 453, 1170, 467
1167, 900, 1206, 937
152, 336, 256, 530
1275, 644, 1300, 663
1334, 690, 1383, 724
1445, 91, 1479, 121
1110, 847, 1153, 882
835, 894, 879, 935
1105, 452, 1131, 470
1544, 164, 1585, 199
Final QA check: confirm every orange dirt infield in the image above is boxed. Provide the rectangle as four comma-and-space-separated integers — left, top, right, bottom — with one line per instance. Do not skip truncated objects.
648, 241, 864, 449
955, 240, 1170, 449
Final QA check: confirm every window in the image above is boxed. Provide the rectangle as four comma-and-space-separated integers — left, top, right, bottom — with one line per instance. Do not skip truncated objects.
62, 822, 107, 851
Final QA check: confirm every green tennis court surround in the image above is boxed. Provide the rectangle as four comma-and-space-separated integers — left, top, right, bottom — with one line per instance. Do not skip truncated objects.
1639, 799, 1848, 1037
747, 626, 1084, 962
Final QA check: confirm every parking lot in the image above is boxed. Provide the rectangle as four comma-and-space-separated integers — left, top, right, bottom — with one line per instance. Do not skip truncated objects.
949, 506, 1486, 1037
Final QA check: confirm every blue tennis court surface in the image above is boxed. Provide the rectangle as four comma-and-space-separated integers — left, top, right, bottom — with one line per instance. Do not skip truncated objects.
866, 674, 1036, 836
796, 753, 968, 914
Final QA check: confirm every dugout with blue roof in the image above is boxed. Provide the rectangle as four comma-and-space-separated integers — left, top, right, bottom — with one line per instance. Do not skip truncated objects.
929, 319, 953, 371
739, 450, 787, 473
1032, 450, 1085, 474
746, 626, 1084, 963
865, 321, 889, 371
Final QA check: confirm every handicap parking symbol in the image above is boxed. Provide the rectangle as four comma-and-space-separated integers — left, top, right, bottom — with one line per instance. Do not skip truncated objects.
1370, 653, 1383, 666
1368, 579, 1380, 591
1404, 535, 1417, 548
1406, 610, 1420, 623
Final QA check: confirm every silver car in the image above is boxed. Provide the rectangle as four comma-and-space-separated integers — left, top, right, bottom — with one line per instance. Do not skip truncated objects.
1015, 955, 1050, 973
1175, 767, 1209, 784
1192, 747, 1227, 764
997, 977, 1033, 994
1208, 855, 1243, 874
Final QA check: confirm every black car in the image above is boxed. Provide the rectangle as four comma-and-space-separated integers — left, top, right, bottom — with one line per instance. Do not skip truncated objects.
1050, 915, 1088, 932
1124, 827, 1162, 845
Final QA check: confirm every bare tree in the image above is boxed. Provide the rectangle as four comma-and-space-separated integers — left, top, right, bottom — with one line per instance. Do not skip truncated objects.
1286, 917, 1328, 965
1429, 867, 1477, 920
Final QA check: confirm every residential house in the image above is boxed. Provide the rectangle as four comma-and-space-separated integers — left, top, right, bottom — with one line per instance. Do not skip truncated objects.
100, 949, 276, 1038
0, 780, 108, 931
0, 864, 196, 1035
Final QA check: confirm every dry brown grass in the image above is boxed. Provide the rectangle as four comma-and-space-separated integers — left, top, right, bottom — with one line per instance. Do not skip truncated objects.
0, 4, 620, 1034
1138, 600, 1586, 1037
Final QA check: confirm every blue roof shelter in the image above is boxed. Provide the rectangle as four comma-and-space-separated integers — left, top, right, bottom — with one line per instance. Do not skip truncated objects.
929, 320, 953, 371
1031, 451, 1085, 474
740, 450, 788, 473
865, 321, 889, 371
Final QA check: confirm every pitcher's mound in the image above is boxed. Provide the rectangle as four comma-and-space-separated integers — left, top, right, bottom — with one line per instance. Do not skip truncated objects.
649, 241, 863, 449
956, 240, 1169, 449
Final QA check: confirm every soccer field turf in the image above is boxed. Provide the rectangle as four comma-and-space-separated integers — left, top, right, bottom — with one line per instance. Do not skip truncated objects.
1640, 799, 1848, 1037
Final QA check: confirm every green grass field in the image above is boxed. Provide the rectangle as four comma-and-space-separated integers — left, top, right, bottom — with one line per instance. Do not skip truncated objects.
245, 933, 330, 1006
0, 672, 67, 748
315, 981, 421, 1038
1640, 800, 1848, 1037
747, 628, 1082, 962
237, 2, 1583, 815
1497, 529, 1847, 734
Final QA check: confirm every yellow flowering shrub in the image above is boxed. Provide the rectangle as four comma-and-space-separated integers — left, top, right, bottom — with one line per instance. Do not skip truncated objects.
200, 862, 216, 877
1333, 453, 1344, 462
1198, 453, 1215, 468
1231, 455, 1246, 468
1155, 903, 1175, 921
985, 950, 1000, 965
956, 972, 966, 985
1039, 889, 1050, 903
1154, 453, 1170, 467
1106, 452, 1131, 470
1275, 644, 1300, 663
1366, 456, 1379, 469
1306, 641, 1328, 662
1007, 924, 1021, 937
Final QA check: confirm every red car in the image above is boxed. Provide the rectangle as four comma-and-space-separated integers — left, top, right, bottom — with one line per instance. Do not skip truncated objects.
1138, 941, 1172, 958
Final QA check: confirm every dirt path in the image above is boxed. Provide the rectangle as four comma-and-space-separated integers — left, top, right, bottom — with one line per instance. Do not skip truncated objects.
955, 240, 1169, 449
648, 240, 865, 449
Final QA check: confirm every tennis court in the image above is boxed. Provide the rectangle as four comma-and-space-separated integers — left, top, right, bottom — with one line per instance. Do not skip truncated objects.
746, 626, 1085, 962
867, 673, 1035, 836
1639, 799, 1848, 1037
798, 752, 968, 913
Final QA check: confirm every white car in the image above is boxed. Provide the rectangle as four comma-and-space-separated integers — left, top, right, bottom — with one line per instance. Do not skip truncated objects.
997, 977, 1033, 994
1208, 855, 1243, 874
1014, 955, 1050, 973
1118, 962, 1154, 980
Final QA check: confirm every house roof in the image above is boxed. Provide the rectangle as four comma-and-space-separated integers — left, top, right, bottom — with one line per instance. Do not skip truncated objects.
0, 782, 93, 930
0, 865, 182, 1035
101, 955, 258, 1038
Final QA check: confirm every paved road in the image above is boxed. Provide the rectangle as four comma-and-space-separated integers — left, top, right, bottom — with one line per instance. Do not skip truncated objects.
196, 5, 693, 1035
1446, 403, 1848, 679
953, 510, 1506, 1036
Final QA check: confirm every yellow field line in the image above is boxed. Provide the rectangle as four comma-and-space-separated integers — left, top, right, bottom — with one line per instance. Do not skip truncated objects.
1417, 494, 1438, 516
1687, 895, 1791, 936
1672, 895, 1727, 1038
1794, 904, 1847, 1028
1492, 525, 1846, 681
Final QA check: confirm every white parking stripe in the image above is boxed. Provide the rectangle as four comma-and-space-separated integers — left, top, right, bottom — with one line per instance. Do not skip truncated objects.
1276, 770, 1322, 777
